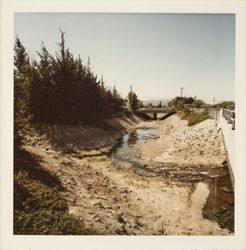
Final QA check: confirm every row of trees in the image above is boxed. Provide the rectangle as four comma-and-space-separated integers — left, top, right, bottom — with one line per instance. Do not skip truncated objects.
144, 101, 164, 108
168, 97, 235, 111
211, 101, 235, 109
14, 31, 128, 142
168, 96, 206, 110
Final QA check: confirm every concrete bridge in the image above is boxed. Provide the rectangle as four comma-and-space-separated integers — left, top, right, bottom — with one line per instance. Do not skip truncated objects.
137, 108, 176, 120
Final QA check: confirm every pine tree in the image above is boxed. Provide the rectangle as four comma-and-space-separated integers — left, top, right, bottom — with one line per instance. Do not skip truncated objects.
14, 37, 30, 77
128, 89, 139, 113
112, 86, 123, 114
31, 42, 53, 122
15, 31, 125, 126
14, 37, 31, 145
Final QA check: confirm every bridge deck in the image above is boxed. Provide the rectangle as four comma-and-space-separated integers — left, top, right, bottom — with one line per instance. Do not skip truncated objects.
137, 108, 176, 114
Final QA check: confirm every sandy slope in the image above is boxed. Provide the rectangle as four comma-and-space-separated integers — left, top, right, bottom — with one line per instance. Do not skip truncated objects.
22, 115, 230, 235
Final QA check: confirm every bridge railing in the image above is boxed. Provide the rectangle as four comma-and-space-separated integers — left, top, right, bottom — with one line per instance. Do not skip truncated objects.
137, 108, 176, 113
208, 108, 235, 130
222, 109, 235, 130
217, 108, 235, 186
208, 108, 221, 121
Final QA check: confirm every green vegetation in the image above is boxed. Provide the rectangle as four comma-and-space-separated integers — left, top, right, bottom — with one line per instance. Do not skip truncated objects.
179, 108, 209, 126
14, 31, 124, 131
211, 207, 234, 231
142, 101, 166, 109
168, 96, 207, 110
13, 31, 141, 235
212, 101, 235, 109
14, 31, 131, 235
14, 37, 32, 146
14, 148, 91, 235
128, 89, 140, 113
168, 96, 195, 110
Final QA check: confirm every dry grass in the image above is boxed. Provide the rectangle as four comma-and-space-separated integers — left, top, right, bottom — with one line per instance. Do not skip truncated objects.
179, 108, 210, 126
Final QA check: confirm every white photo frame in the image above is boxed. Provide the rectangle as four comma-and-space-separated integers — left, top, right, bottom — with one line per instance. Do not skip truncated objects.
1, 0, 246, 250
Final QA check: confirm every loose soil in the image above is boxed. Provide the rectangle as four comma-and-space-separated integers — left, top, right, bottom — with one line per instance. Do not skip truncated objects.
20, 114, 234, 235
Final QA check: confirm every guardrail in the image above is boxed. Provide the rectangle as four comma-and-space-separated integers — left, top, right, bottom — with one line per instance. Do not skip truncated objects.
185, 107, 235, 185
208, 108, 220, 121
222, 109, 235, 130
217, 108, 235, 186
208, 108, 235, 130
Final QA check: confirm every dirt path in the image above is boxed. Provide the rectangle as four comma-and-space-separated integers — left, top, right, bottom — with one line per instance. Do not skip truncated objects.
22, 115, 232, 235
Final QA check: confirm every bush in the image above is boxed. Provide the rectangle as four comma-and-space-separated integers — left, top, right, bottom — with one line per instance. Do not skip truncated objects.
14, 170, 67, 213
188, 110, 209, 126
14, 210, 87, 235
14, 149, 91, 235
180, 107, 191, 119
168, 96, 195, 109
180, 109, 209, 126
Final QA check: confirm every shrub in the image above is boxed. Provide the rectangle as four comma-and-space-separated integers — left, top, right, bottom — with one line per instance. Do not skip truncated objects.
179, 108, 209, 126
14, 149, 91, 235
14, 210, 87, 235
187, 110, 209, 126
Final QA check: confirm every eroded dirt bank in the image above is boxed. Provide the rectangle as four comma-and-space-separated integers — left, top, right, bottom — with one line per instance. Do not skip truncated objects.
22, 114, 233, 235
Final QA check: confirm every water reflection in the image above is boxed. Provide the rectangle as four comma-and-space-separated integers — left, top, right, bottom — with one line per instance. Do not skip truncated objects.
112, 128, 158, 160
111, 127, 234, 232
204, 165, 234, 232
127, 130, 138, 146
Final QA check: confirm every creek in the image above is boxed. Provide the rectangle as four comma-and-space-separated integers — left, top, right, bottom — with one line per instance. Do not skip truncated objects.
110, 125, 234, 232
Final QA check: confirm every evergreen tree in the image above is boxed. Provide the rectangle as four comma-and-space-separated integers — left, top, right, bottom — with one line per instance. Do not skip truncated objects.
31, 43, 52, 122
14, 37, 29, 77
14, 37, 31, 145
15, 32, 125, 126
128, 89, 139, 113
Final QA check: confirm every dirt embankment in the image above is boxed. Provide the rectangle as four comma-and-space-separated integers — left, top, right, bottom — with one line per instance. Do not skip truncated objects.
23, 114, 141, 153
20, 114, 232, 235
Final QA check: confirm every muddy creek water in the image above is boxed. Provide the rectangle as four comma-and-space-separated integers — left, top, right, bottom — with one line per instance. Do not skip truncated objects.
111, 127, 234, 232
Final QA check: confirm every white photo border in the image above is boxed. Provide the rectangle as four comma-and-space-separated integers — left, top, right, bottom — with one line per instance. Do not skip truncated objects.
1, 0, 246, 250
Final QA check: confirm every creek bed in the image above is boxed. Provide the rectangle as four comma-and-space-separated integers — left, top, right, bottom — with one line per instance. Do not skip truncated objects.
110, 126, 234, 233
111, 127, 158, 161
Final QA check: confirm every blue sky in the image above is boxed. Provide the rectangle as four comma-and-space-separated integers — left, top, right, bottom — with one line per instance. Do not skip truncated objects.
14, 13, 235, 102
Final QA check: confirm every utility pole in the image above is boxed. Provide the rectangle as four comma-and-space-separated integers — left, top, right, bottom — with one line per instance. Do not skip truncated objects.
213, 97, 215, 105
180, 87, 184, 97
130, 86, 132, 92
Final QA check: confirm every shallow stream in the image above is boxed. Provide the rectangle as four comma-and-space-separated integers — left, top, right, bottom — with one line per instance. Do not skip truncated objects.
110, 126, 234, 232
112, 127, 158, 161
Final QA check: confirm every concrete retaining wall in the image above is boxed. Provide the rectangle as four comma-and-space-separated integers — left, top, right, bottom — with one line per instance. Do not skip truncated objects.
217, 109, 235, 185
